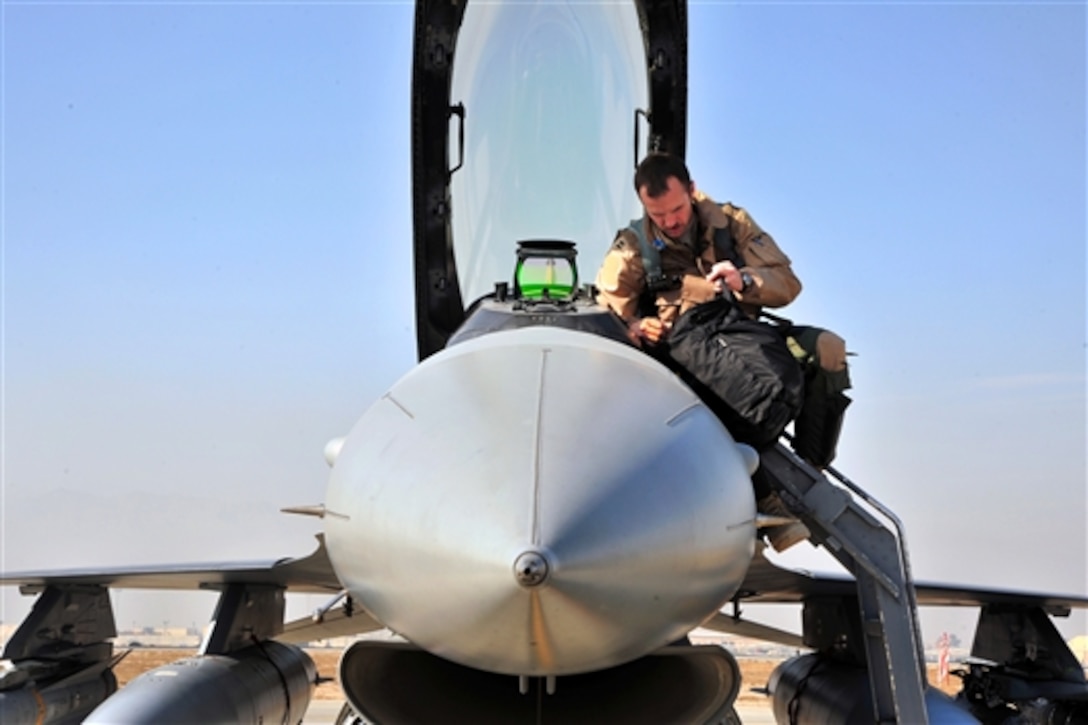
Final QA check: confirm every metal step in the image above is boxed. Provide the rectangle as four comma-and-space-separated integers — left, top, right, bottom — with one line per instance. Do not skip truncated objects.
759, 443, 930, 725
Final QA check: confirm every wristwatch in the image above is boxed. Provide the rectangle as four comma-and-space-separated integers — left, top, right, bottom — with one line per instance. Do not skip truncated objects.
740, 271, 754, 292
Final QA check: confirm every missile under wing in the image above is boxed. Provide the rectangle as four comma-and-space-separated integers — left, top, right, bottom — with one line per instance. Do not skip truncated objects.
3, 0, 1087, 723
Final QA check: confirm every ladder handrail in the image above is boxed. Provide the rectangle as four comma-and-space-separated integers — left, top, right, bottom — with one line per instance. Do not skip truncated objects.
760, 443, 930, 724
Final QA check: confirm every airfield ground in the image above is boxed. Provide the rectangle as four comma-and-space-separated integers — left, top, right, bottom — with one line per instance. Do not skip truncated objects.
113, 647, 964, 703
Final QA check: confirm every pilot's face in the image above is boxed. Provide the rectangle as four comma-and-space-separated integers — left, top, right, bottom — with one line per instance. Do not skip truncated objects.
639, 176, 694, 240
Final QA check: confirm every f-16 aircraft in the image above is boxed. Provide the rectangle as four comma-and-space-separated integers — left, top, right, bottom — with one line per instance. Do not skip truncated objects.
3, 1, 1086, 723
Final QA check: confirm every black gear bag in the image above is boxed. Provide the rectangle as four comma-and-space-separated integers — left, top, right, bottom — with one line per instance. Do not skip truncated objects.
665, 296, 804, 449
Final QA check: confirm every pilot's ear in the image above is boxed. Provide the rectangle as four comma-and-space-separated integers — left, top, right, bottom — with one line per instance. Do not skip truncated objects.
688, 181, 697, 197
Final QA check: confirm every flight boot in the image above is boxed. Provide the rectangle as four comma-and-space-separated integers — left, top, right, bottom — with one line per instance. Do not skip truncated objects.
757, 492, 810, 553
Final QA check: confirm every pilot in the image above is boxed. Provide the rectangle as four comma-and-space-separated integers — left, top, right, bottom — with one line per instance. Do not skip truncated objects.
595, 153, 850, 550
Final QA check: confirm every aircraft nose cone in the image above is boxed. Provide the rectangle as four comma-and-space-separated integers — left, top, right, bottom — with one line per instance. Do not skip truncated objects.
514, 551, 550, 587
324, 327, 756, 676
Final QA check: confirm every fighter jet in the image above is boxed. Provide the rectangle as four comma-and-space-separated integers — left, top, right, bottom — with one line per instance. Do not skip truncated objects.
2, 1, 1086, 723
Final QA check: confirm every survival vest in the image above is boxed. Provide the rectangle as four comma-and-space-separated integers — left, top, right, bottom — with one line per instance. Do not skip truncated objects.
626, 217, 744, 295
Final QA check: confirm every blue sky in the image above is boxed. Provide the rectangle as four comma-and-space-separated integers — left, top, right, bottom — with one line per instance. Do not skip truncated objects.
2, 1, 1085, 646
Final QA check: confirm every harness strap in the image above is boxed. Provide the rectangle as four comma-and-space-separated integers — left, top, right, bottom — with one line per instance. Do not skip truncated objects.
627, 217, 667, 290
627, 217, 740, 293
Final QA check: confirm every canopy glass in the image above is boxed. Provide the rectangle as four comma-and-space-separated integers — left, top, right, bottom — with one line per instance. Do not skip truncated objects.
448, 1, 649, 305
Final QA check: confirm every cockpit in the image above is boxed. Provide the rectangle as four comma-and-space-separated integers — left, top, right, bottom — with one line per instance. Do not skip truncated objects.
410, 0, 688, 358
446, 239, 632, 347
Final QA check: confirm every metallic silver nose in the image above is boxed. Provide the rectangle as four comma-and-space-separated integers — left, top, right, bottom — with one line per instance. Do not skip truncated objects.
513, 551, 550, 587
325, 327, 757, 676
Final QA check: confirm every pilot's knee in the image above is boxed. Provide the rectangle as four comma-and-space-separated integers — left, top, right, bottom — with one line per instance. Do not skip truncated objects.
815, 330, 847, 373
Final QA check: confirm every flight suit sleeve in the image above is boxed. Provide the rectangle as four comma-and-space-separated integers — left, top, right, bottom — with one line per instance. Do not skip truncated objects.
727, 205, 802, 308
595, 230, 646, 322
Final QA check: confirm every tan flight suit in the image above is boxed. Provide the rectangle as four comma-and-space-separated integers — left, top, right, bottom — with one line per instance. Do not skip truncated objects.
595, 194, 800, 325
595, 193, 845, 373
596, 192, 851, 469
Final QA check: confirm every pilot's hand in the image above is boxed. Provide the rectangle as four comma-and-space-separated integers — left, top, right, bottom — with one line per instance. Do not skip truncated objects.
628, 317, 669, 345
706, 261, 742, 293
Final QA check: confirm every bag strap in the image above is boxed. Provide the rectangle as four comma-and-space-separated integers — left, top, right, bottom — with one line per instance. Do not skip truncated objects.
759, 309, 795, 329
711, 224, 742, 269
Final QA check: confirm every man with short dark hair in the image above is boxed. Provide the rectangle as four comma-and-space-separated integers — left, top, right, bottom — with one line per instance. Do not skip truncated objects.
596, 153, 851, 549
598, 153, 811, 348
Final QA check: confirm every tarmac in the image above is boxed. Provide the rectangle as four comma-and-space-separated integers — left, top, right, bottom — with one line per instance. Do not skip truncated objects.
302, 699, 777, 724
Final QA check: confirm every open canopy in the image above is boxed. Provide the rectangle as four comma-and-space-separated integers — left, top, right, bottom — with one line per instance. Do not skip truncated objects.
410, 0, 688, 359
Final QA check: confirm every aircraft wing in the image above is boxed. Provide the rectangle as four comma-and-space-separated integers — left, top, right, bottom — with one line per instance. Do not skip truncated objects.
737, 545, 1088, 616
0, 534, 341, 595
278, 600, 384, 644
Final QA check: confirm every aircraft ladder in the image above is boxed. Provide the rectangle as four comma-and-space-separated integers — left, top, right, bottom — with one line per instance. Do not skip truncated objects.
760, 443, 930, 725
